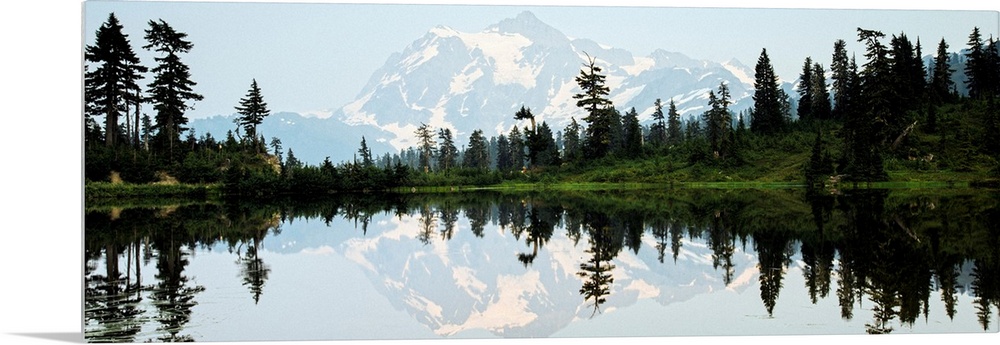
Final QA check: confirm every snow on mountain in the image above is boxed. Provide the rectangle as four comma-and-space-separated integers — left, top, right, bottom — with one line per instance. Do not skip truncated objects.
332, 11, 760, 152
325, 211, 759, 337
723, 58, 756, 86
190, 12, 772, 163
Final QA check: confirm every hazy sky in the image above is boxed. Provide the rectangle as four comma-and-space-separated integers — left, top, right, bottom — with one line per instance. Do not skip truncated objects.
82, 0, 998, 120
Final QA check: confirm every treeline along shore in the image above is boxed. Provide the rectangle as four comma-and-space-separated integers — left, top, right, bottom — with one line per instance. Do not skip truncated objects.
84, 12, 1000, 199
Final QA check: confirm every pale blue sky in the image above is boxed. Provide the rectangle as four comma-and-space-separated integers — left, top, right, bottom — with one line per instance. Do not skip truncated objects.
82, 0, 999, 120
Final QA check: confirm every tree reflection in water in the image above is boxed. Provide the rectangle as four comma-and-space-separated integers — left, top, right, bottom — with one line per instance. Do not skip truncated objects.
84, 188, 1000, 341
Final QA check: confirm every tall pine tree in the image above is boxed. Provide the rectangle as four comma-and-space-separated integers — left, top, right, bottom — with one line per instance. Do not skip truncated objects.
931, 38, 955, 103
234, 79, 270, 152
797, 57, 815, 121
842, 28, 891, 182
573, 53, 613, 159
621, 107, 642, 158
648, 99, 666, 147
415, 123, 436, 173
496, 134, 512, 171
831, 39, 853, 120
85, 13, 147, 148
889, 33, 925, 116
357, 136, 373, 167
703, 82, 733, 159
437, 128, 458, 172
666, 98, 683, 145
964, 27, 987, 99
751, 48, 785, 134
509, 126, 526, 171
143, 19, 203, 158
810, 63, 832, 121
463, 129, 490, 170
563, 118, 582, 163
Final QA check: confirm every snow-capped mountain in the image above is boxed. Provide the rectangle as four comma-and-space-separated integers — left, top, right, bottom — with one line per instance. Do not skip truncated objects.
192, 11, 770, 163
334, 11, 761, 151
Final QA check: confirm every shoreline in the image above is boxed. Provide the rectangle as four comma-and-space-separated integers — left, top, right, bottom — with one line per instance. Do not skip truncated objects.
85, 178, 997, 202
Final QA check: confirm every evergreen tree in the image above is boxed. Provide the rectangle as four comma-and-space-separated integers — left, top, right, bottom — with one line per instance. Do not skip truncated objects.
987, 38, 1000, 98
358, 136, 373, 167
573, 53, 614, 159
437, 128, 458, 172
621, 107, 642, 158
685, 119, 702, 141
517, 106, 543, 168
285, 148, 302, 170
648, 99, 667, 147
496, 134, 512, 172
751, 48, 785, 134
797, 57, 815, 121
889, 33, 925, 116
703, 82, 733, 159
843, 28, 891, 182
234, 79, 271, 152
562, 118, 582, 163
269, 137, 282, 164
415, 123, 436, 173
931, 38, 955, 103
143, 19, 203, 158
184, 129, 198, 151
488, 136, 498, 170
530, 122, 561, 167
810, 63, 832, 120
964, 27, 987, 99
509, 126, 526, 171
138, 113, 152, 150
85, 13, 147, 148
463, 129, 490, 170
514, 105, 536, 134
806, 130, 835, 185
666, 98, 683, 145
831, 39, 853, 120
608, 107, 625, 155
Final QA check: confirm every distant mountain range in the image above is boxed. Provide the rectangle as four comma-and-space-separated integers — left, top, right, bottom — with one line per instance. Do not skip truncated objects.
191, 11, 972, 165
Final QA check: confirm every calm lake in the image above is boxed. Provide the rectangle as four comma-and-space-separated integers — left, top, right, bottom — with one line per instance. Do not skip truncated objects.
84, 188, 999, 342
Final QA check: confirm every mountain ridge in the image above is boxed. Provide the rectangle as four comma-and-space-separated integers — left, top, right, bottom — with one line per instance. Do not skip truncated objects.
331, 10, 762, 150
192, 11, 781, 164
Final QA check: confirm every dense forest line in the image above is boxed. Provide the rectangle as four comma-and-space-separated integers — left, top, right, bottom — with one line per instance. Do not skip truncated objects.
84, 12, 1000, 197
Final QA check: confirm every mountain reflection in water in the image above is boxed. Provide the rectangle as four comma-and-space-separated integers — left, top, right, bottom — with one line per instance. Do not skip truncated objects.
84, 188, 1000, 342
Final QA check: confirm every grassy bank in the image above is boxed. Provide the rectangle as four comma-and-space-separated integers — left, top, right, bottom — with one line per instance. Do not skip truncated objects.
85, 181, 223, 201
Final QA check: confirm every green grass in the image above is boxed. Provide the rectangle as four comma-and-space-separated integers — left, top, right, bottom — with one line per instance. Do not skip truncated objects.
85, 181, 222, 201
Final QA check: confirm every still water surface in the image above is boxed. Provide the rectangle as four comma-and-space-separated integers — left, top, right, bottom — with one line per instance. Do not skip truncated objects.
84, 188, 1000, 342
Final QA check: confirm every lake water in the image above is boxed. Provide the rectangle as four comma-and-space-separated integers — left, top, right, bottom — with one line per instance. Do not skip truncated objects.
84, 188, 1000, 342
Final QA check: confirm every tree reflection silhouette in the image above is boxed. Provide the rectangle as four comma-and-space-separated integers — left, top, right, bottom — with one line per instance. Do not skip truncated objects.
576, 211, 622, 317
84, 188, 1000, 339
754, 230, 792, 317
417, 204, 437, 245
517, 202, 558, 267
150, 230, 204, 342
237, 227, 272, 304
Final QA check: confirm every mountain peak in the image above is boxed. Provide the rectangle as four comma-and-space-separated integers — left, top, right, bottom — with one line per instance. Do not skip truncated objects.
487, 11, 568, 47
329, 12, 759, 157
513, 10, 540, 23
494, 11, 545, 28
